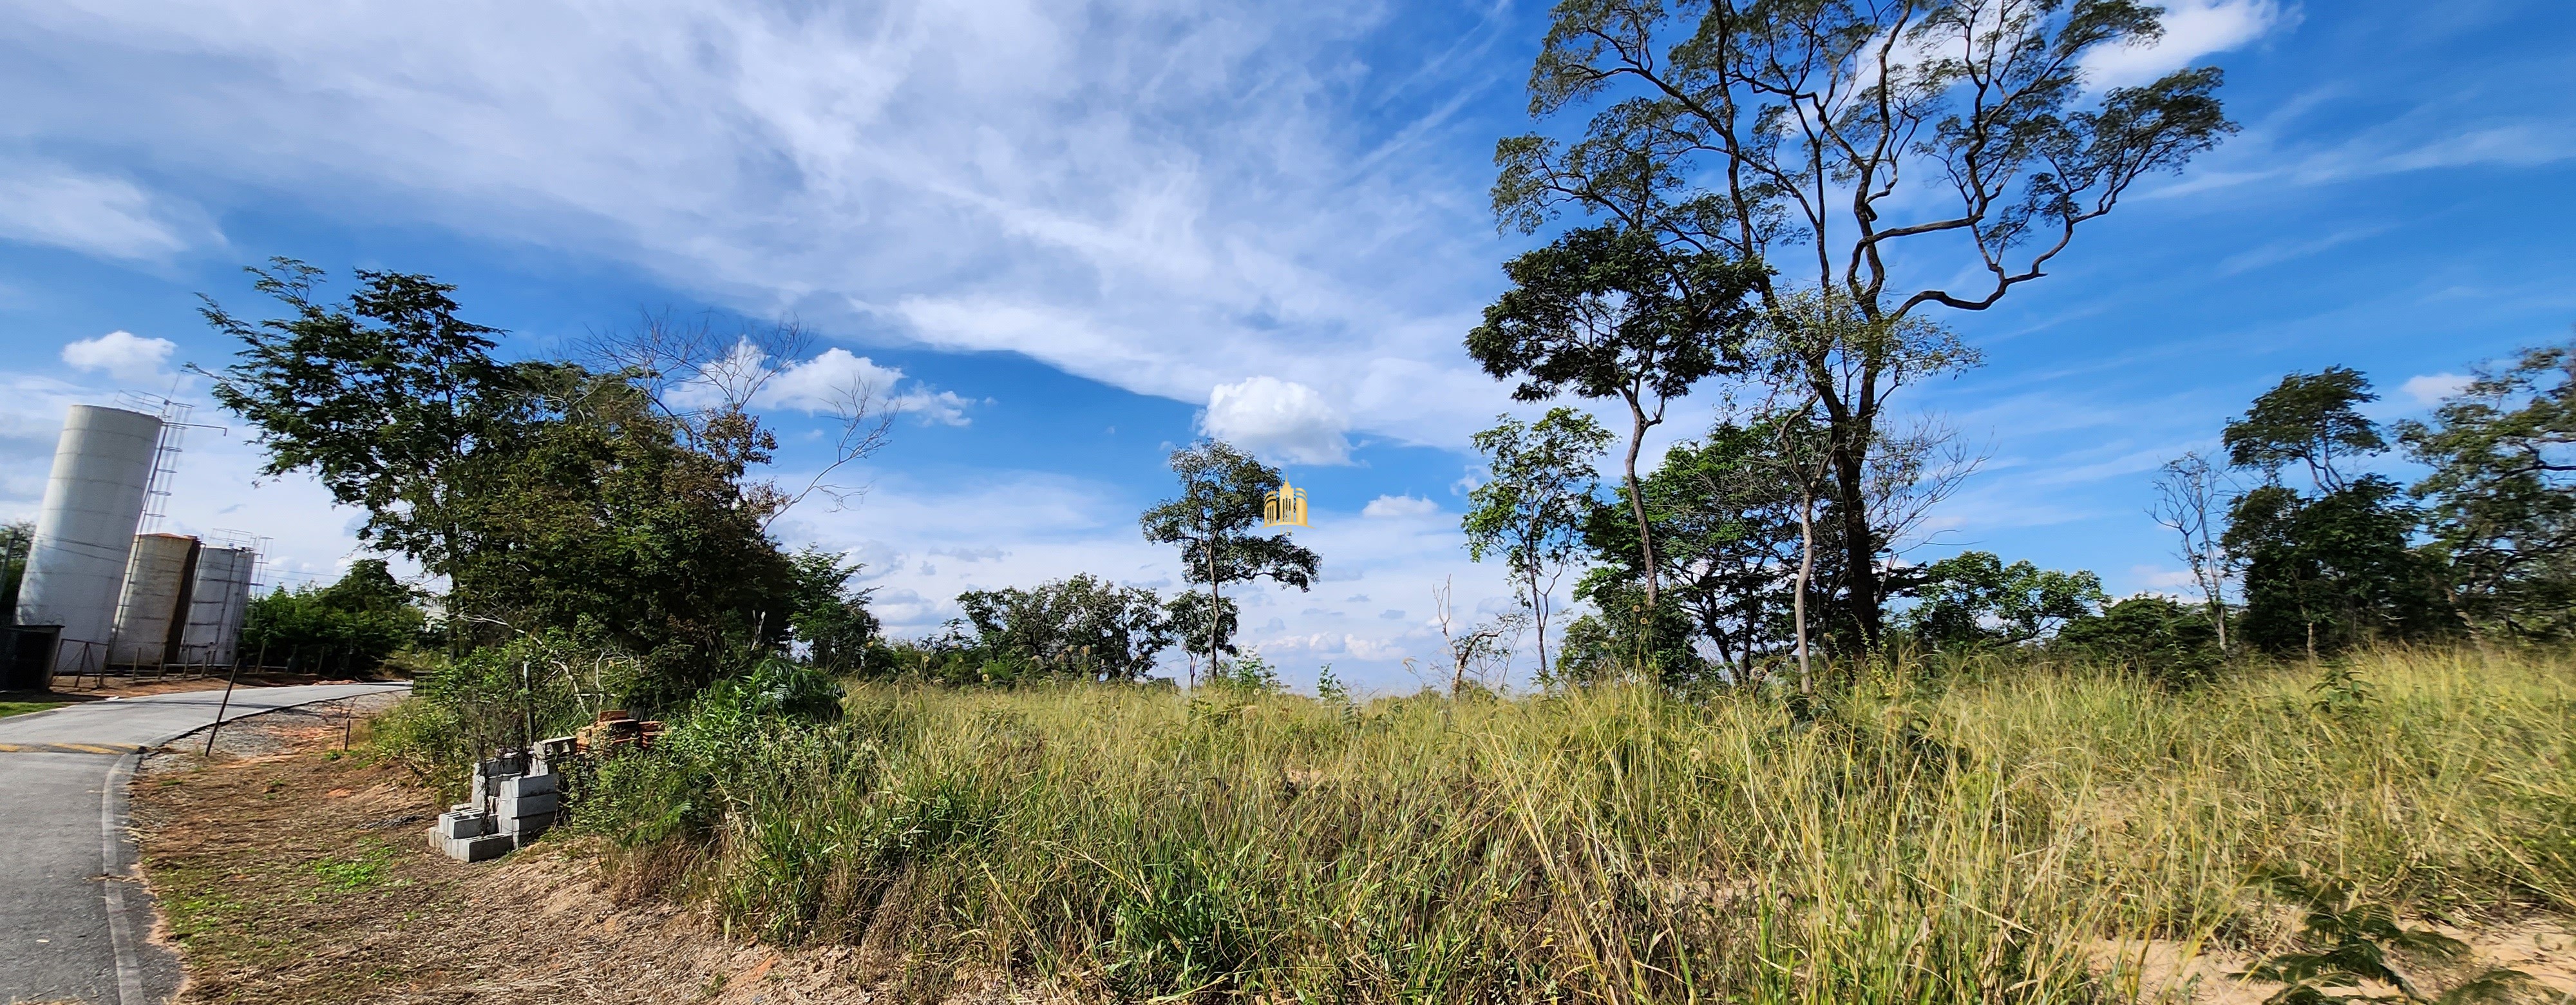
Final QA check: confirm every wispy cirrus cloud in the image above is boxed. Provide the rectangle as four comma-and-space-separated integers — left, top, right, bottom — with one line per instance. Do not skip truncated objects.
0, 162, 213, 260
2218, 224, 2392, 275
0, 0, 1525, 447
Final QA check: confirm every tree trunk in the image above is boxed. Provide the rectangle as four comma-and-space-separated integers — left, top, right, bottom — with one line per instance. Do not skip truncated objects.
1832, 434, 1880, 647
1530, 566, 1549, 682
1622, 394, 1659, 609
1205, 517, 1220, 687
1794, 492, 1817, 695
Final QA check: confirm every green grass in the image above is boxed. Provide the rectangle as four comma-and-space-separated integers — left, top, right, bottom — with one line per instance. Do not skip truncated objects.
552, 647, 2575, 1002
0, 700, 64, 719
310, 845, 398, 892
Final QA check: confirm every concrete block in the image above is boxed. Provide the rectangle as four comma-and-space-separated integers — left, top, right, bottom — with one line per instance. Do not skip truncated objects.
500, 773, 556, 798
500, 807, 557, 834
477, 754, 529, 778
436, 810, 494, 840
508, 816, 554, 846
497, 790, 558, 818
439, 833, 514, 863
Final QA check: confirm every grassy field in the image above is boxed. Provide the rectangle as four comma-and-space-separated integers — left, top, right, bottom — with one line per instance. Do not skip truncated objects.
524, 647, 2576, 1002
0, 700, 64, 718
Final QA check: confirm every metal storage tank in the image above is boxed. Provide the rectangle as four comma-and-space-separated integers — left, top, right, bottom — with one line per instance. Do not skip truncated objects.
180, 546, 256, 666
14, 405, 163, 677
109, 533, 200, 667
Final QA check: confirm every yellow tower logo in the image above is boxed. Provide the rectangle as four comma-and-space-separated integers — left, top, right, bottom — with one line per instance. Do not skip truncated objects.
1264, 480, 1310, 530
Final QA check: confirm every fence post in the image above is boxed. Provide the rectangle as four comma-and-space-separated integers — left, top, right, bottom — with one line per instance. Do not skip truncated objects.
202, 660, 243, 757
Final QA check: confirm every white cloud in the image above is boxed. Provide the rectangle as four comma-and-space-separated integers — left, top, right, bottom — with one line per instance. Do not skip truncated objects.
2081, 0, 2290, 90
1361, 494, 1440, 519
891, 388, 974, 426
2401, 373, 2472, 405
61, 330, 176, 381
0, 1, 1523, 448
2127, 565, 2202, 591
686, 342, 975, 426
0, 163, 209, 260
1201, 376, 1352, 464
769, 347, 975, 426
762, 348, 904, 411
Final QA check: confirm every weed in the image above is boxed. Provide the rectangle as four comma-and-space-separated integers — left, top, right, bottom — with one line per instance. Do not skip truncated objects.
2311, 662, 2376, 718
311, 846, 396, 892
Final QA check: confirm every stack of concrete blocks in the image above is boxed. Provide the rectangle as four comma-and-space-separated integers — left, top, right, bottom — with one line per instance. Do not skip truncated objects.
433, 752, 562, 862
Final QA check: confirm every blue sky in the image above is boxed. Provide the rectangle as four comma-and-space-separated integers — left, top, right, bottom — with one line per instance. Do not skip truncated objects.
2, 0, 2571, 689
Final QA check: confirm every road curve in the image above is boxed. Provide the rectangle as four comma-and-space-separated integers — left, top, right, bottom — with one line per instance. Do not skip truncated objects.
0, 682, 410, 1005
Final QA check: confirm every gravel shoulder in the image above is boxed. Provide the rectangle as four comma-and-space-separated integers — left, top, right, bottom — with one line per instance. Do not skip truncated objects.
129, 704, 1053, 1004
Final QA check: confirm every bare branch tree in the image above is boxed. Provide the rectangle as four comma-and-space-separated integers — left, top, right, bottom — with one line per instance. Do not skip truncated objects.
580, 311, 900, 530
771, 378, 898, 530
1866, 414, 1985, 557
2150, 451, 2233, 652
580, 310, 811, 441
1431, 577, 1530, 696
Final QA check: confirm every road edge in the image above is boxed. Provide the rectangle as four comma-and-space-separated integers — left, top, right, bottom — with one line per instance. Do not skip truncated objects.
115, 684, 413, 1004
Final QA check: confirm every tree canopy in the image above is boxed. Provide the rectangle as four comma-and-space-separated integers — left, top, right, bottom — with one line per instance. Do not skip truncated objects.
1138, 441, 1320, 678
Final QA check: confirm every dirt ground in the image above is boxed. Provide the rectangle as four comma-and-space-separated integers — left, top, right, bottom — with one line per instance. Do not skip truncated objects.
128, 705, 1059, 1005
128, 707, 2574, 1004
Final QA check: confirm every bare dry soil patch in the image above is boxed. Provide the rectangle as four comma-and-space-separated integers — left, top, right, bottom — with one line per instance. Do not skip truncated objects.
130, 708, 1049, 1004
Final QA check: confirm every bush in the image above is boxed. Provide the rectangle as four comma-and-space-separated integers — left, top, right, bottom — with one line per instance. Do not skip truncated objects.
2053, 594, 2227, 687
696, 658, 846, 725
374, 631, 641, 796
240, 559, 427, 673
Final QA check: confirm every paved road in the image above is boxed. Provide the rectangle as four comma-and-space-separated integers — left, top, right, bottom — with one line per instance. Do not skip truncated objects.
0, 683, 409, 1005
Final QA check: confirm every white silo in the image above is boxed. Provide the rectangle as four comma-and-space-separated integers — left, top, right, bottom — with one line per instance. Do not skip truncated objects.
14, 405, 164, 676
180, 546, 257, 666
110, 533, 200, 667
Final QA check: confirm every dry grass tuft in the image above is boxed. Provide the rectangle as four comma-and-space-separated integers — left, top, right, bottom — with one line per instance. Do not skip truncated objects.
565, 646, 2576, 1002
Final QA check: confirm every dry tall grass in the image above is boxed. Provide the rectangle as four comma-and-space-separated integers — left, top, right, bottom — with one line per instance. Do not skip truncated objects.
567, 647, 2576, 1002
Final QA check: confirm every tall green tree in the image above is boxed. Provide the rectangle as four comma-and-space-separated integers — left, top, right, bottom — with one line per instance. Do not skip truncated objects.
1138, 441, 1319, 684
956, 575, 1174, 682
1576, 416, 1813, 682
200, 259, 516, 595
1744, 292, 1980, 649
2398, 341, 2576, 638
2224, 365, 2383, 491
2219, 369, 2444, 655
204, 263, 810, 698
786, 546, 881, 673
2224, 479, 2444, 655
450, 367, 798, 696
1464, 407, 1613, 676
1466, 225, 1764, 614
1493, 0, 2234, 646
1901, 551, 2105, 649
1160, 591, 1241, 669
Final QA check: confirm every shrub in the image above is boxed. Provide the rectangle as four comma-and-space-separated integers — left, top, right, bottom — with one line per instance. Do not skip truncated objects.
2053, 594, 2226, 687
